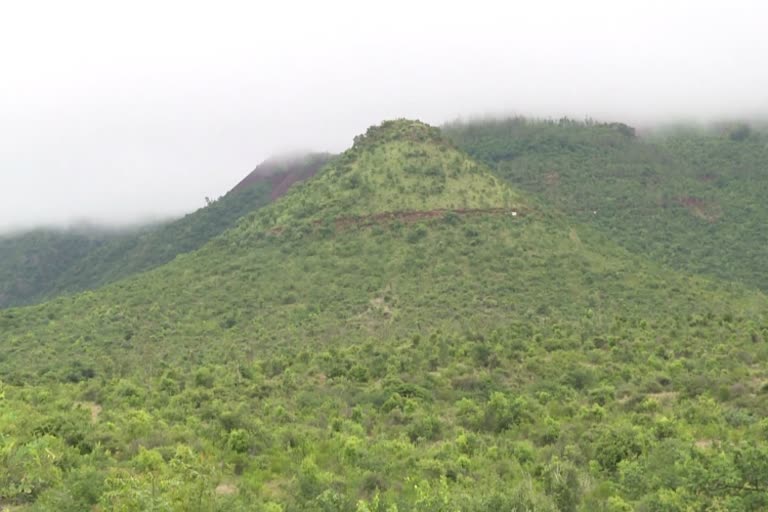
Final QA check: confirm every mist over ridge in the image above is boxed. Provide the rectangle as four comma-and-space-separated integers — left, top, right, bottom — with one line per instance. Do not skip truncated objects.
3, 0, 768, 231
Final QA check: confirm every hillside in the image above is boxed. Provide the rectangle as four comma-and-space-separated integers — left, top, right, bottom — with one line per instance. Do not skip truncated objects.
49, 153, 332, 297
0, 153, 331, 308
251, 120, 520, 229
444, 117, 768, 292
230, 153, 330, 198
2, 120, 768, 511
0, 227, 126, 308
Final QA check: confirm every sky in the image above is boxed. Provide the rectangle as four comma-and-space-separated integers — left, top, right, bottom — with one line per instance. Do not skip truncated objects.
2, 0, 768, 231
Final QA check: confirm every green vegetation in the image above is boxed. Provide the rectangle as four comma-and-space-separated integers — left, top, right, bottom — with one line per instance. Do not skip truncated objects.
2, 120, 768, 510
258, 120, 520, 229
445, 117, 768, 292
0, 153, 331, 308
0, 227, 122, 309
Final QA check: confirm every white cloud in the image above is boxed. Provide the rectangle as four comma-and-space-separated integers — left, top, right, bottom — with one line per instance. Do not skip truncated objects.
1, 0, 767, 230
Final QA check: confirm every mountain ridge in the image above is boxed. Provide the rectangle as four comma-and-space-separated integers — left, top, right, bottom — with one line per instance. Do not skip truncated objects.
0, 153, 332, 309
444, 116, 768, 292
228, 120, 525, 240
2, 119, 768, 511
229, 152, 333, 198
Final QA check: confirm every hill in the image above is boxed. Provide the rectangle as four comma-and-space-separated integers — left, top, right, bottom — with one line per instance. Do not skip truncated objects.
48, 153, 332, 298
1, 120, 768, 511
0, 227, 121, 308
0, 153, 331, 308
230, 153, 330, 198
252, 120, 520, 228
444, 117, 768, 292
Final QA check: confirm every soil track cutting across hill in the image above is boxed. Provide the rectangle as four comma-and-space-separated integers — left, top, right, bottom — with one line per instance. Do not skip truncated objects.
269, 207, 530, 235
331, 207, 530, 229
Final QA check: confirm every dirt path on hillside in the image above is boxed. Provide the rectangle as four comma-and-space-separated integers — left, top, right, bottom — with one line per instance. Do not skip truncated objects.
331, 207, 528, 228
269, 207, 529, 235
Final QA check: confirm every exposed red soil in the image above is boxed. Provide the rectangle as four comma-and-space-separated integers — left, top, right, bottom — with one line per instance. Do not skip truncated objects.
675, 196, 721, 222
268, 172, 314, 201
677, 196, 707, 209
544, 171, 560, 187
331, 207, 527, 229
230, 155, 331, 200
231, 167, 318, 201
269, 207, 528, 235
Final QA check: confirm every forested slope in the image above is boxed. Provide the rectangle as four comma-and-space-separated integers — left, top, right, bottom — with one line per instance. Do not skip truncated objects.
0, 153, 331, 308
2, 121, 768, 511
0, 228, 126, 309
445, 118, 768, 292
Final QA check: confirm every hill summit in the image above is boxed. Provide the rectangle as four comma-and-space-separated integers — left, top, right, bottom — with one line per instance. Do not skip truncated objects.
245, 119, 523, 231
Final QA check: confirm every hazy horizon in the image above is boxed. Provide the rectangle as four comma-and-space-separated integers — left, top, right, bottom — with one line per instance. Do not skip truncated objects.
3, 0, 767, 232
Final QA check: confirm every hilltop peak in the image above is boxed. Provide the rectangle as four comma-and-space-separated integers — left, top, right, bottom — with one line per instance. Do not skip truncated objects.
350, 119, 448, 150
238, 120, 525, 233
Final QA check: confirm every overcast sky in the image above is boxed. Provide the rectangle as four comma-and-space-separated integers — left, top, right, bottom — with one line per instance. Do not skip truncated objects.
2, 0, 767, 231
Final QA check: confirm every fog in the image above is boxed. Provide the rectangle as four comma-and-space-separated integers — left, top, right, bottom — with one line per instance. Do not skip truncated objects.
2, 0, 767, 232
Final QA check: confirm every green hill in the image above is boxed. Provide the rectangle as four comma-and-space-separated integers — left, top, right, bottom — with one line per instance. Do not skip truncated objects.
0, 227, 121, 308
444, 117, 768, 292
1, 121, 768, 511
0, 153, 331, 308
253, 120, 520, 229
